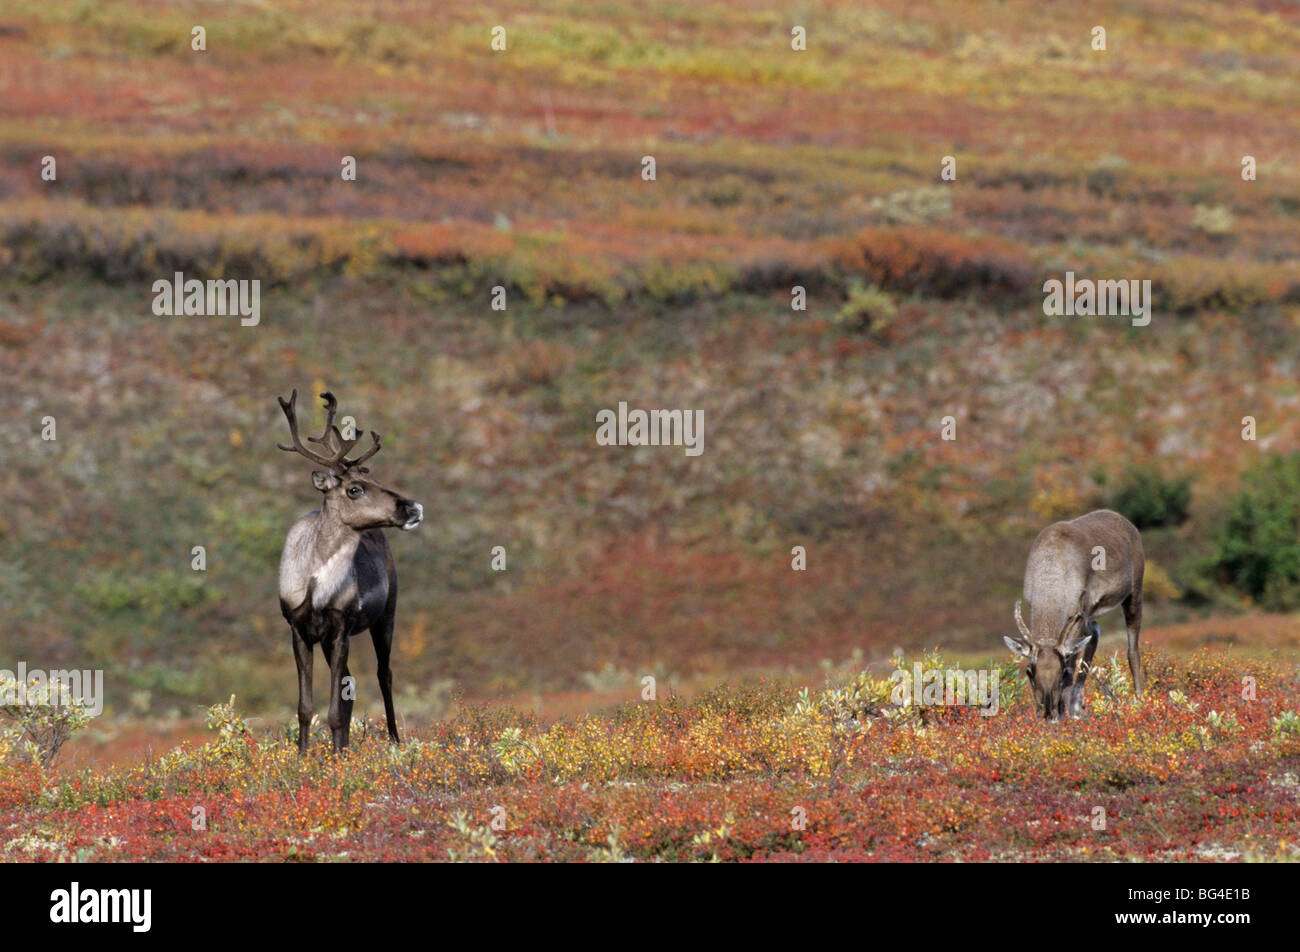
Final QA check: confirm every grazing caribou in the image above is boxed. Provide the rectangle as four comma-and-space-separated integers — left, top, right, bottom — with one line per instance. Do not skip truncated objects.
1003, 509, 1145, 721
275, 390, 423, 753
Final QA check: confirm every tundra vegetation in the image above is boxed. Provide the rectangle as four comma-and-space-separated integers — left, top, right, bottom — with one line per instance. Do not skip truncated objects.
2, 649, 1300, 861
0, 0, 1298, 860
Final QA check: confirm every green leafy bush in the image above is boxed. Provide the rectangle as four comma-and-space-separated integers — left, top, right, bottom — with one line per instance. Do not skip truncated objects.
833, 278, 897, 335
1207, 453, 1300, 609
0, 674, 92, 768
1107, 465, 1191, 529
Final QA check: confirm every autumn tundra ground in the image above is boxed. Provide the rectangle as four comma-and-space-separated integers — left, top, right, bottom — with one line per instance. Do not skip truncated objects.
2, 643, 1300, 862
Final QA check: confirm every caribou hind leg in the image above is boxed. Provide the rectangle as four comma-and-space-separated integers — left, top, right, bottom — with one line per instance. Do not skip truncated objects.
1124, 590, 1144, 697
370, 615, 401, 744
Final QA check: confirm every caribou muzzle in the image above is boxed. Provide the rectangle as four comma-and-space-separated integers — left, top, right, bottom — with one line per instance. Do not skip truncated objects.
400, 500, 423, 531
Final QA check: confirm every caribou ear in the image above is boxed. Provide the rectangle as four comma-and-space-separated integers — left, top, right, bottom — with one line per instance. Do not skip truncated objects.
1003, 635, 1033, 659
312, 470, 341, 492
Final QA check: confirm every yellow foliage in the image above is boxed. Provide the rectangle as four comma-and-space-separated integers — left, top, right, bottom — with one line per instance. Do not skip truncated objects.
1031, 470, 1087, 522
1143, 559, 1182, 600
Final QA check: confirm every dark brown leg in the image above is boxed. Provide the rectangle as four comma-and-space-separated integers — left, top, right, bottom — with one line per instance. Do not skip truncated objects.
292, 628, 313, 755
371, 616, 401, 744
321, 621, 352, 753
1071, 620, 1101, 717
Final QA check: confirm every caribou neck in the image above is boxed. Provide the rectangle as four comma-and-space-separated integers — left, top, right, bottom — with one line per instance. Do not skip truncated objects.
312, 505, 361, 559
305, 505, 364, 609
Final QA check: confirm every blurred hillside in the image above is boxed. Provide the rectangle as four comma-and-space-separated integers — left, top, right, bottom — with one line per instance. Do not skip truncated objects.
0, 1, 1298, 718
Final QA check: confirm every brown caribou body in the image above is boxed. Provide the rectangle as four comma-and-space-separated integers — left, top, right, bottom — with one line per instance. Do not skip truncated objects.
1003, 509, 1144, 720
275, 390, 422, 752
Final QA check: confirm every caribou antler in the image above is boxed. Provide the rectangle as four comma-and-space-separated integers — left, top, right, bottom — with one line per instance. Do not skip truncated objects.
277, 389, 339, 468
343, 429, 382, 469
1014, 599, 1087, 649
1014, 599, 1033, 642
307, 391, 340, 451
276, 389, 383, 473
1055, 610, 1086, 648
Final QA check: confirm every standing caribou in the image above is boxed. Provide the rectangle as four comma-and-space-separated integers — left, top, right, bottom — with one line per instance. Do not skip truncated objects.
275, 390, 423, 753
1003, 509, 1144, 721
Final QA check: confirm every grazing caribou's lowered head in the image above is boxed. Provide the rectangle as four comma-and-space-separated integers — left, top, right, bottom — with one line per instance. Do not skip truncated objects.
275, 389, 422, 753
1003, 509, 1145, 722
1004, 599, 1094, 721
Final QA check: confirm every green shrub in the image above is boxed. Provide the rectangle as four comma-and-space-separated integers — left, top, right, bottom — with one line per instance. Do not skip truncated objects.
868, 187, 952, 225
833, 278, 896, 335
1207, 453, 1300, 610
1107, 466, 1191, 529
1192, 203, 1234, 237
0, 674, 92, 768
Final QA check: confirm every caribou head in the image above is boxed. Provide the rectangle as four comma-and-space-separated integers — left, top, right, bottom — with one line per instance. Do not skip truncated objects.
1003, 600, 1094, 721
276, 389, 423, 532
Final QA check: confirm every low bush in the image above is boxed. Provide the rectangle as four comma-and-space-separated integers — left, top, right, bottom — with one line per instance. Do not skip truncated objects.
1106, 465, 1192, 529
1207, 453, 1300, 610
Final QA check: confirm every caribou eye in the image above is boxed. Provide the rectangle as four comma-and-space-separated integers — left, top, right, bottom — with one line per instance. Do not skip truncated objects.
346, 485, 364, 498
